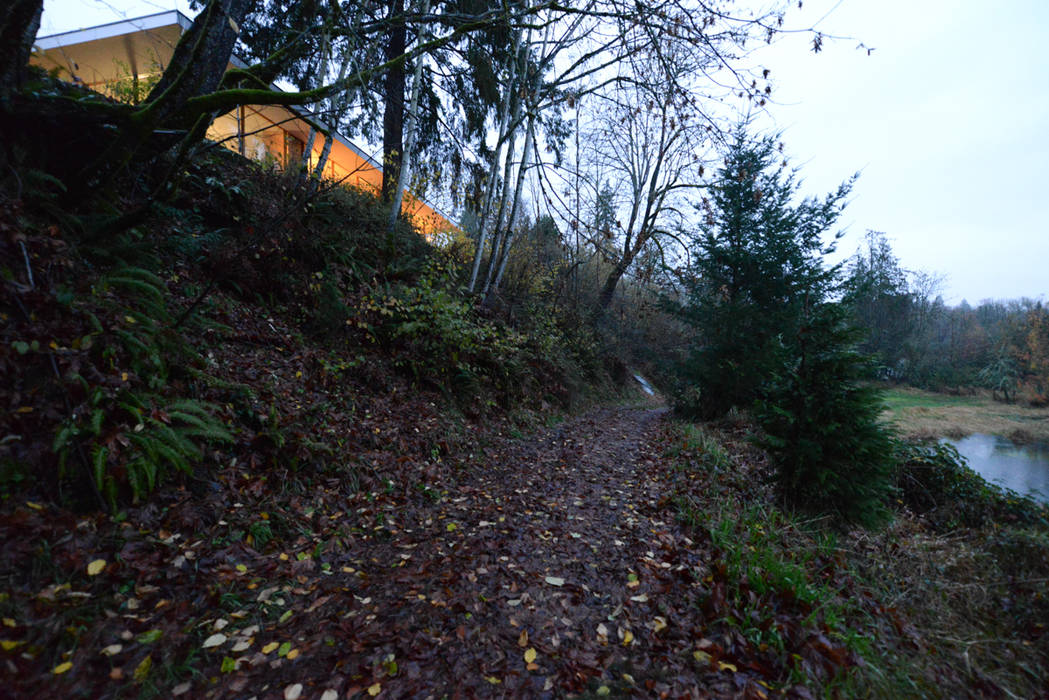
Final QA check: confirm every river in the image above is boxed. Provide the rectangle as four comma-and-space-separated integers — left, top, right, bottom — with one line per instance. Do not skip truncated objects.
943, 434, 1049, 504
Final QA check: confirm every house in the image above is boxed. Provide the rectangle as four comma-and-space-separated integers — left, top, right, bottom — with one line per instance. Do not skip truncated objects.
31, 11, 456, 237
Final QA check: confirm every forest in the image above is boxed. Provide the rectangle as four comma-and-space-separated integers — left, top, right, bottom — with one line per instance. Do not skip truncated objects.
1, 0, 1048, 697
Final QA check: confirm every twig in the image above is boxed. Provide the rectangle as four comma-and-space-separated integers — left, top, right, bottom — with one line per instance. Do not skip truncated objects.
19, 240, 34, 289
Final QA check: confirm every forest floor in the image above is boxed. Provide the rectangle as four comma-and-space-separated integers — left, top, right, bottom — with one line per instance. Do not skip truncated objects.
1, 403, 889, 699
880, 386, 1049, 442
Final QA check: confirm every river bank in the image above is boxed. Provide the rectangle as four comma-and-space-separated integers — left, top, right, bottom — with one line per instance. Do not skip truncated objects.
880, 386, 1049, 442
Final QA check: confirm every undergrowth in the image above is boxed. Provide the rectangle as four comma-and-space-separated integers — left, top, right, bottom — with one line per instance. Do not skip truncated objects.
1, 147, 621, 511
664, 418, 1049, 697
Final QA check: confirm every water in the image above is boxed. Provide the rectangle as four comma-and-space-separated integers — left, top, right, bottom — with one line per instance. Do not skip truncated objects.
942, 434, 1049, 504
633, 373, 655, 396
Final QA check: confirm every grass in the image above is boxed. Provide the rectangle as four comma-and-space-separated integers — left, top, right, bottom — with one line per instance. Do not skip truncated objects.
663, 418, 1049, 697
880, 385, 1049, 442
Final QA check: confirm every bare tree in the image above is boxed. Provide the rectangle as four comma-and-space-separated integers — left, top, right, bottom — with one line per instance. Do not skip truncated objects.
585, 41, 712, 317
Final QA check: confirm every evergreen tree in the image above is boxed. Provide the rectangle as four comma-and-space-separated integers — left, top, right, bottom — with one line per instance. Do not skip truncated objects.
676, 130, 895, 525
676, 130, 851, 419
755, 301, 895, 526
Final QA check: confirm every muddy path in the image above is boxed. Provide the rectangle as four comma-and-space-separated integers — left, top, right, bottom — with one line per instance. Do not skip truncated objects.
3, 406, 784, 699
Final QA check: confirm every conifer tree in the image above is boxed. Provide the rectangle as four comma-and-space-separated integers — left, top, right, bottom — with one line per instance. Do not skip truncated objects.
677, 130, 850, 419
677, 129, 894, 524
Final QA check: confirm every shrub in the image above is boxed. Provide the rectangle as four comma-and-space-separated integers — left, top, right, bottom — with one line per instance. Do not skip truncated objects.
755, 303, 896, 527
894, 440, 1049, 530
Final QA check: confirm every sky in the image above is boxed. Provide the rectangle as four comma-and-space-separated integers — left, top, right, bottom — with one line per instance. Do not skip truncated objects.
37, 0, 1049, 304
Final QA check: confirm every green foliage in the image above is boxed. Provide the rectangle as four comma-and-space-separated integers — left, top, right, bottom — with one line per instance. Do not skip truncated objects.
674, 130, 851, 419
672, 130, 892, 525
54, 391, 231, 506
755, 303, 896, 526
894, 440, 1049, 530
977, 352, 1020, 402
47, 264, 232, 506
841, 231, 915, 379
358, 264, 528, 402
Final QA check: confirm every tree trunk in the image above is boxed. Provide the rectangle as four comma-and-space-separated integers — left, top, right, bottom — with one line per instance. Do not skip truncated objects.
73, 0, 255, 197
0, 0, 42, 100
381, 0, 406, 203
388, 0, 432, 231
468, 27, 521, 293
146, 0, 256, 127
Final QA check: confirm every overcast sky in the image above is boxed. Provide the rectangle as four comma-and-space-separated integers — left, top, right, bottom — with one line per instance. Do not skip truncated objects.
39, 0, 1049, 304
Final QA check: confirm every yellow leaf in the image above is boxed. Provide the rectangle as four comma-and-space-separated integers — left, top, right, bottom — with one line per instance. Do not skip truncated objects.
2, 618, 14, 628
1, 640, 24, 651
25, 502, 43, 511
650, 616, 667, 633
367, 683, 382, 696
484, 676, 501, 684
52, 661, 73, 674
87, 559, 106, 576
445, 522, 457, 532
622, 629, 634, 645
517, 630, 528, 647
717, 661, 737, 673
286, 648, 300, 660
693, 650, 711, 664
133, 654, 152, 682
262, 642, 279, 654
524, 647, 537, 664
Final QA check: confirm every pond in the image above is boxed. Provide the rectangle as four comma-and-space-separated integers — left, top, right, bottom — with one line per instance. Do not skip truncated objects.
943, 434, 1049, 504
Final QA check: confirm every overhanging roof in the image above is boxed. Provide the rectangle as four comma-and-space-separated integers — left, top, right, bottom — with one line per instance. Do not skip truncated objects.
34, 11, 457, 228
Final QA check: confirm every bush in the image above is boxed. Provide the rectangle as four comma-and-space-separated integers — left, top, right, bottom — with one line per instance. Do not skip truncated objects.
755, 303, 896, 527
894, 440, 1049, 530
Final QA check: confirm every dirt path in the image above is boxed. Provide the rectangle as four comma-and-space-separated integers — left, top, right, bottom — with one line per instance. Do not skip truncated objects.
4, 406, 773, 698
214, 405, 745, 697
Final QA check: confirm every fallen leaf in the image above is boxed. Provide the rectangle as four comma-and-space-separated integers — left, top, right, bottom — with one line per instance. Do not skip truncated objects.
136, 629, 162, 644
100, 644, 122, 656
321, 691, 339, 700
621, 628, 634, 645
284, 683, 303, 700
202, 633, 227, 649
544, 576, 565, 586
171, 681, 192, 695
133, 654, 152, 682
52, 661, 73, 674
518, 630, 528, 648
693, 650, 711, 664
278, 641, 292, 657
87, 559, 106, 576
524, 647, 537, 664
262, 642, 279, 654
286, 648, 300, 660
1, 640, 25, 651
650, 616, 667, 633
368, 682, 382, 696
718, 661, 738, 673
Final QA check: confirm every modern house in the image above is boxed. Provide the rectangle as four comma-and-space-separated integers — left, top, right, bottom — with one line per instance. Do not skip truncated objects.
31, 11, 456, 236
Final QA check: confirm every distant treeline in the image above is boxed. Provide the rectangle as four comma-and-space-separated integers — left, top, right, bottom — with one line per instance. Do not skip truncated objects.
845, 232, 1048, 404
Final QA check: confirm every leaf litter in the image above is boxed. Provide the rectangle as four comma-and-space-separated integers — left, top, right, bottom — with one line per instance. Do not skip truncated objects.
0, 405, 878, 696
